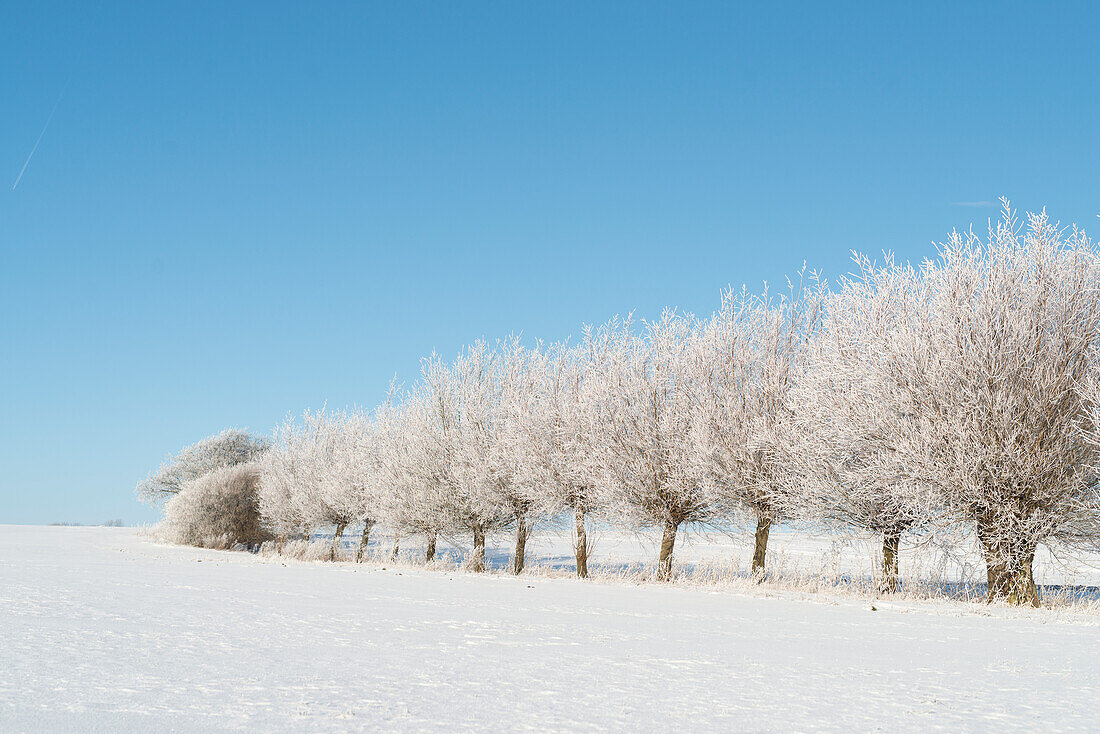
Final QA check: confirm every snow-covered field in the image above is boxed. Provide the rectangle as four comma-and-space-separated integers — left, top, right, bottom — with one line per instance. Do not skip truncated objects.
3, 525, 1100, 732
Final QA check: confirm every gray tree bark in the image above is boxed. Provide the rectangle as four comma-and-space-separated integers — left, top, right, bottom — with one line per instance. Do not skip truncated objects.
751, 516, 771, 578
426, 532, 437, 563
977, 524, 1040, 607
575, 509, 589, 579
656, 519, 679, 581
329, 522, 347, 561
984, 548, 1039, 607
513, 514, 528, 575
879, 530, 900, 594
471, 527, 487, 572
355, 521, 373, 563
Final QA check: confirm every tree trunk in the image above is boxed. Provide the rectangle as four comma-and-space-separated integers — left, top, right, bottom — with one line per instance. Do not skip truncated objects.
329, 522, 347, 561
426, 532, 437, 563
471, 527, 486, 572
513, 514, 528, 575
977, 525, 1040, 607
751, 516, 771, 578
356, 521, 373, 563
575, 509, 589, 579
656, 519, 679, 581
302, 526, 312, 544
276, 534, 285, 554
879, 530, 901, 594
391, 534, 400, 561
984, 550, 1039, 607
986, 561, 1039, 606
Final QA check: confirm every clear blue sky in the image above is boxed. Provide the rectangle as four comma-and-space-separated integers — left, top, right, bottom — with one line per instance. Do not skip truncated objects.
2, 1, 1097, 524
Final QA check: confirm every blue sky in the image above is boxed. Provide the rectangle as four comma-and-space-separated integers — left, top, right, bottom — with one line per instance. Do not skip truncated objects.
2, 1, 1098, 524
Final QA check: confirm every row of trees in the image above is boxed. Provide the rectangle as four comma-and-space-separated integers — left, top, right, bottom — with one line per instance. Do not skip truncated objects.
142, 204, 1100, 607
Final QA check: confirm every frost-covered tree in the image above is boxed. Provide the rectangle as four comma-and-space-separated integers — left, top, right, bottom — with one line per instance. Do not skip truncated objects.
255, 424, 304, 549
486, 336, 543, 574
176, 198, 1100, 610
375, 393, 451, 563
137, 429, 270, 504
783, 259, 936, 592
286, 411, 355, 558
447, 342, 525, 571
418, 347, 512, 571
867, 203, 1100, 605
596, 311, 708, 580
692, 275, 823, 576
320, 409, 385, 562
510, 340, 607, 578
160, 463, 269, 548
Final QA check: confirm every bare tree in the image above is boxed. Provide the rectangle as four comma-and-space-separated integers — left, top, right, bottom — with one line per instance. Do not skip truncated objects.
484, 336, 556, 574
420, 347, 512, 571
291, 411, 355, 559
255, 425, 305, 551
595, 311, 709, 580
692, 274, 823, 577
511, 340, 608, 578
864, 202, 1100, 605
376, 391, 453, 563
326, 409, 385, 562
782, 258, 937, 592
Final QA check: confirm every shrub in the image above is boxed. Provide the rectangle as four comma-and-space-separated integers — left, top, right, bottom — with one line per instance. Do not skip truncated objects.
160, 464, 270, 548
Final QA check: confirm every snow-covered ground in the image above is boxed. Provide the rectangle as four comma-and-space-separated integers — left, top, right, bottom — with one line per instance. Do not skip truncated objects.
3, 525, 1100, 732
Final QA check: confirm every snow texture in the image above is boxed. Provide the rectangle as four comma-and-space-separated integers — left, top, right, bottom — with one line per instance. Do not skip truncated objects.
2, 525, 1099, 732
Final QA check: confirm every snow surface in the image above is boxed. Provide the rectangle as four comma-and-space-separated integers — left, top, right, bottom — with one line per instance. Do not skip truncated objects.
2, 525, 1100, 732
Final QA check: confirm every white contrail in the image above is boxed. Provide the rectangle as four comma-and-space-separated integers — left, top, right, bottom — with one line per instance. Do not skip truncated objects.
12, 83, 68, 191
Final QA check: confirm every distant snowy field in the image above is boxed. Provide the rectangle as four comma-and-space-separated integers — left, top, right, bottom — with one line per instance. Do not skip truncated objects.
3, 526, 1100, 732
